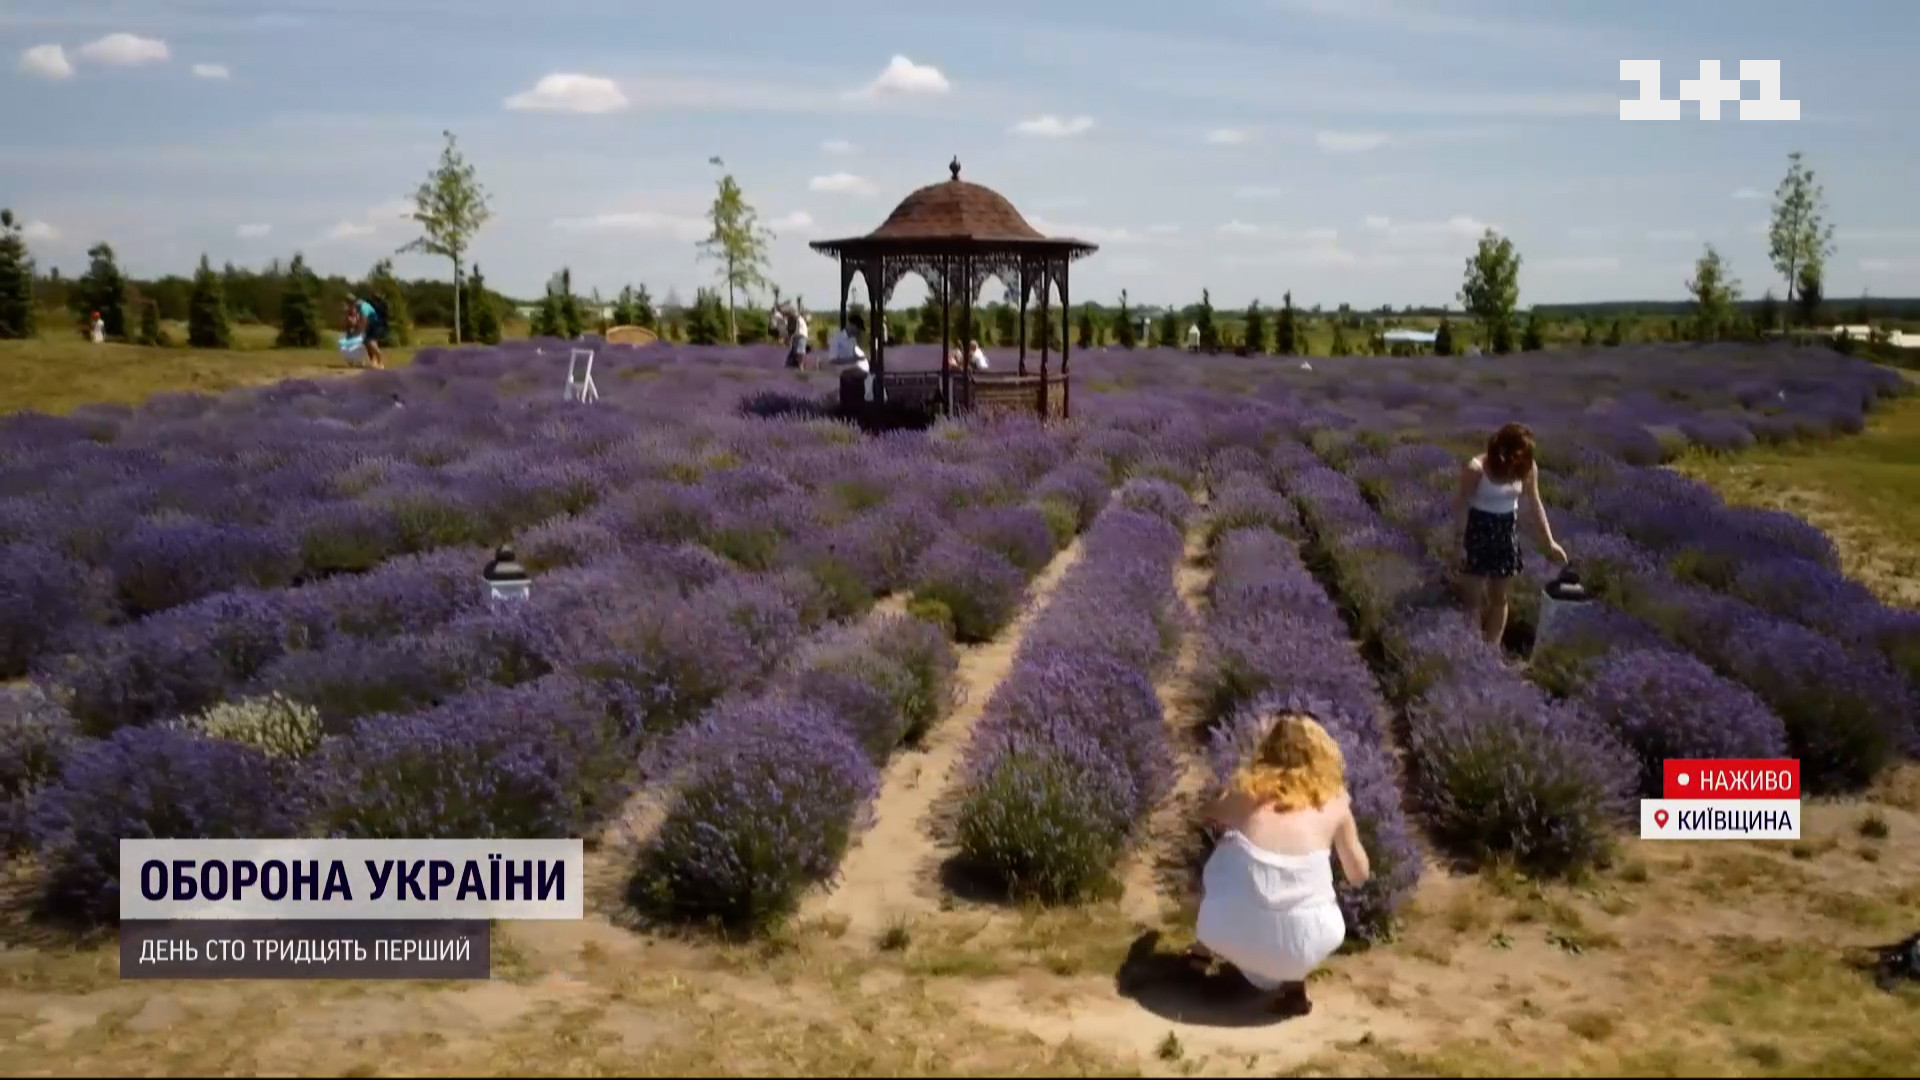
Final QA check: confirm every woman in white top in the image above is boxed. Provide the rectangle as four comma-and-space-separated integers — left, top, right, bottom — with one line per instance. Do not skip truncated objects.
1452, 422, 1567, 646
1189, 711, 1370, 1018
966, 339, 989, 370
785, 305, 810, 369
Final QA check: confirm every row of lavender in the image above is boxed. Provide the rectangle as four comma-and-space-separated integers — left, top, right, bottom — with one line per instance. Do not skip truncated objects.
1344, 437, 1917, 794
1281, 438, 1637, 874
620, 458, 1116, 932
1, 342, 1160, 923
947, 475, 1194, 902
1194, 443, 1421, 940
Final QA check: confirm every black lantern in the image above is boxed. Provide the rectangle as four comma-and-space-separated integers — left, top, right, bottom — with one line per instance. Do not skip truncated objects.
483, 545, 531, 603
1535, 565, 1589, 651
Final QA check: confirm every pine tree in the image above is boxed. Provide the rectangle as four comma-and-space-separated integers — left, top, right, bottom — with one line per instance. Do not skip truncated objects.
0, 210, 36, 340
1155, 312, 1178, 348
1196, 290, 1219, 352
1076, 306, 1096, 348
275, 254, 322, 348
1757, 290, 1780, 334
76, 242, 130, 339
1114, 290, 1136, 349
1604, 318, 1624, 347
1242, 300, 1267, 354
612, 286, 638, 327
1275, 292, 1299, 355
529, 289, 564, 339
1329, 322, 1353, 357
363, 259, 413, 346
914, 293, 945, 344
557, 268, 583, 339
1794, 263, 1823, 328
187, 255, 232, 349
632, 284, 656, 330
993, 303, 1017, 347
137, 298, 169, 347
1521, 311, 1545, 351
686, 287, 726, 345
465, 264, 502, 344
1028, 308, 1061, 351
1434, 317, 1455, 356
1491, 320, 1515, 354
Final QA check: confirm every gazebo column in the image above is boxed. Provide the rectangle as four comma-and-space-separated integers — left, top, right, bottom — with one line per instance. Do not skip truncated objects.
872, 260, 887, 403
1059, 261, 1072, 420
961, 255, 975, 414
1038, 264, 1051, 412
938, 257, 953, 418
1017, 261, 1029, 377
837, 259, 854, 329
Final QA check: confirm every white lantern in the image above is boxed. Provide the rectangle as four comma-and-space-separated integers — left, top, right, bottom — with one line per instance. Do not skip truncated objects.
1534, 565, 1590, 653
483, 545, 532, 603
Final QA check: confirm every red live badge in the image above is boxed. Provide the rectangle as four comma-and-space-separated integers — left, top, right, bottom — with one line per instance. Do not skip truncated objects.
1662, 759, 1800, 800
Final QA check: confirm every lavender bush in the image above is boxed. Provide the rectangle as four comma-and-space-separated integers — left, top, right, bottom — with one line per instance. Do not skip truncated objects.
629, 696, 878, 932
1, 684, 78, 853
1574, 647, 1788, 796
908, 537, 1028, 644
28, 726, 304, 924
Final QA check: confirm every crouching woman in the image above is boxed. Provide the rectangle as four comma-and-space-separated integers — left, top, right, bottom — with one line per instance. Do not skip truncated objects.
1189, 711, 1370, 1017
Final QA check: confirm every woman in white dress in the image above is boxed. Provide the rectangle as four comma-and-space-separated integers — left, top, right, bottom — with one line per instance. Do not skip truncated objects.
1190, 710, 1370, 1017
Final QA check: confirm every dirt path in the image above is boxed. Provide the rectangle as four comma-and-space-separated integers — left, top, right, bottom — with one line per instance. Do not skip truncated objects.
803, 534, 1092, 936
1119, 503, 1217, 924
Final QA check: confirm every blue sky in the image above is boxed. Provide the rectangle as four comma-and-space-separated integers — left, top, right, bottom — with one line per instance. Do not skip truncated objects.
5, 0, 1916, 310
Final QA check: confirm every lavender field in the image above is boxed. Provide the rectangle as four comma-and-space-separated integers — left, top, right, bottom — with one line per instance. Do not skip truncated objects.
1, 338, 1914, 941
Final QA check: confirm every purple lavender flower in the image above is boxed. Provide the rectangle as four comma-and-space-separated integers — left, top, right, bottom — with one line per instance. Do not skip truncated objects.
909, 537, 1028, 644
106, 518, 300, 617
629, 695, 878, 931
954, 504, 1059, 576
1575, 647, 1788, 796
1, 684, 78, 853
29, 726, 304, 925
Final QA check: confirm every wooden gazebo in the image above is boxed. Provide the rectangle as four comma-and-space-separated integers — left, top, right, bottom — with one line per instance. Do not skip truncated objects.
809, 158, 1097, 422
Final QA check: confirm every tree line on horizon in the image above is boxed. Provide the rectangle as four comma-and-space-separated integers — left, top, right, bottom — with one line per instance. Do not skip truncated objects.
4, 143, 1913, 354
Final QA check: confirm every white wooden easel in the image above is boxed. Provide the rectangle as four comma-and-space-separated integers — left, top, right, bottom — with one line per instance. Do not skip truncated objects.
564, 348, 599, 403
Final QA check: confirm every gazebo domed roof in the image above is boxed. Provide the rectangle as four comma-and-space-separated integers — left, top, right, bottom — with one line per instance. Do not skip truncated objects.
810, 158, 1095, 257
869, 159, 1045, 242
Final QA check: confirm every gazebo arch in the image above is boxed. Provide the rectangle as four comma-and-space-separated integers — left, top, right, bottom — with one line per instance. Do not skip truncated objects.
809, 158, 1097, 422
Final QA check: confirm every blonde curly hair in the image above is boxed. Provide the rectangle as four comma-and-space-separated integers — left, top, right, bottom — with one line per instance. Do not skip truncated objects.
1231, 711, 1347, 811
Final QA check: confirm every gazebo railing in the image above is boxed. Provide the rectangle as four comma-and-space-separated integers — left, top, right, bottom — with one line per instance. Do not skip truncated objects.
840, 369, 1066, 420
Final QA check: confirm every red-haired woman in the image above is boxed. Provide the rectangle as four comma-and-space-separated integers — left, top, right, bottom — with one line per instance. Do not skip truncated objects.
1453, 422, 1567, 646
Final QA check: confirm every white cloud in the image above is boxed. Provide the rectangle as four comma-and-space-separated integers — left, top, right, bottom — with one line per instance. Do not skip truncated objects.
1012, 114, 1094, 138
1206, 128, 1252, 145
1538, 256, 1621, 272
1363, 214, 1492, 247
191, 63, 230, 79
821, 139, 855, 154
1645, 228, 1698, 242
1145, 223, 1181, 236
1301, 227, 1340, 243
19, 44, 72, 80
77, 33, 169, 66
809, 172, 879, 197
1029, 217, 1162, 246
321, 202, 411, 243
504, 73, 629, 114
852, 55, 949, 98
1731, 187, 1765, 200
21, 220, 57, 241
770, 211, 816, 231
1235, 185, 1283, 200
324, 221, 376, 241
1861, 257, 1920, 273
552, 210, 709, 242
236, 223, 272, 239
1217, 220, 1261, 236
1316, 130, 1392, 153
1362, 214, 1392, 230
1568, 225, 1619, 241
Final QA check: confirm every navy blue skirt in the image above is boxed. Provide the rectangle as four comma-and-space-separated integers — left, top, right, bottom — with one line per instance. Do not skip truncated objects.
1464, 508, 1522, 578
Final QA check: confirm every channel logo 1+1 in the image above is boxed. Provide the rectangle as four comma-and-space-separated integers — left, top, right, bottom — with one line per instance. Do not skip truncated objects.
1619, 60, 1800, 121
1639, 759, 1801, 840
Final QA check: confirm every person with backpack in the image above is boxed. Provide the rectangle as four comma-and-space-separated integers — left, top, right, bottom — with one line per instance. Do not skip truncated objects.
346, 295, 388, 369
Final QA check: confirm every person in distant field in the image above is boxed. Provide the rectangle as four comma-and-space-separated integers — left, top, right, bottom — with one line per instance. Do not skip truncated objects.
785, 303, 810, 369
346, 296, 387, 370
1187, 710, 1370, 1018
827, 315, 866, 366
1453, 422, 1567, 646
1187, 323, 1202, 352
966, 338, 989, 371
770, 305, 789, 348
91, 312, 104, 344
